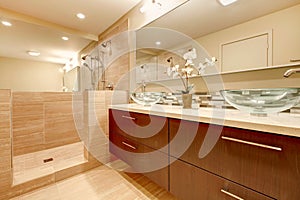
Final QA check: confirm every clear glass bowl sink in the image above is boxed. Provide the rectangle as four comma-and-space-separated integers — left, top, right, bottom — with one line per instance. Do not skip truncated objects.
130, 92, 163, 106
220, 88, 300, 116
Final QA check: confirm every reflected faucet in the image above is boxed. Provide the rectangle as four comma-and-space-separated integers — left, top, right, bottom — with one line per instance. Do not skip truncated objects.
141, 81, 146, 93
283, 68, 300, 77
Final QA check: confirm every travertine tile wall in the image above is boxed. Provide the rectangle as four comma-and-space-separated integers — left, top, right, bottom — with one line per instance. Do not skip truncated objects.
83, 91, 127, 164
12, 92, 81, 156
0, 89, 12, 199
0, 91, 101, 199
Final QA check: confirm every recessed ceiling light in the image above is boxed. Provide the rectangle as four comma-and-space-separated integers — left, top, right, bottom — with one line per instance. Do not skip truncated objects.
62, 36, 69, 41
218, 0, 238, 6
27, 51, 40, 57
155, 41, 161, 46
1, 21, 12, 27
140, 0, 162, 14
76, 13, 86, 19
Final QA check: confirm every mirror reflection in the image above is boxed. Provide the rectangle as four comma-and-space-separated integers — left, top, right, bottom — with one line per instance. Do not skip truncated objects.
136, 0, 300, 76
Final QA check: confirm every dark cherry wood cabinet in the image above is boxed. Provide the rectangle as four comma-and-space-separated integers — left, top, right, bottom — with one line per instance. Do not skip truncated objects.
169, 118, 300, 200
109, 109, 300, 200
109, 109, 169, 190
170, 160, 273, 200
109, 109, 168, 153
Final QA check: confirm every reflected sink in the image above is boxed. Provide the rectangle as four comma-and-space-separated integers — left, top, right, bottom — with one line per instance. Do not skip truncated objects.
220, 88, 300, 116
130, 92, 163, 106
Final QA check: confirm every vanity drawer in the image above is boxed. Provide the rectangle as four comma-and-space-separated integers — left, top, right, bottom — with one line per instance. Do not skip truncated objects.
170, 160, 273, 200
109, 132, 169, 190
169, 118, 300, 199
109, 109, 168, 152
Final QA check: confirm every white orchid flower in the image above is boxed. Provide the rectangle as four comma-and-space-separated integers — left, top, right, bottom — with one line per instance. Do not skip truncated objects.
205, 57, 217, 67
182, 67, 193, 75
173, 72, 179, 79
185, 59, 193, 66
183, 48, 197, 60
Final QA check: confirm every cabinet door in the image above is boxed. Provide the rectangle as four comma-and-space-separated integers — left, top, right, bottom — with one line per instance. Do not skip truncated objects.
169, 118, 300, 200
170, 160, 273, 200
109, 109, 168, 153
220, 127, 300, 200
109, 132, 169, 190
169, 118, 222, 172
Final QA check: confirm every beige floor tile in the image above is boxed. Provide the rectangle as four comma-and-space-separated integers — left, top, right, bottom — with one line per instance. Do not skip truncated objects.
10, 165, 175, 200
18, 184, 60, 200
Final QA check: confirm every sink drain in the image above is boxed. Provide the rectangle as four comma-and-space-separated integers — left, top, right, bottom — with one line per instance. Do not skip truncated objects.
43, 158, 54, 163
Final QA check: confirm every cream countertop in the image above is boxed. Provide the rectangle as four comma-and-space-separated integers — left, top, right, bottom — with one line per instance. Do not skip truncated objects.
109, 104, 300, 138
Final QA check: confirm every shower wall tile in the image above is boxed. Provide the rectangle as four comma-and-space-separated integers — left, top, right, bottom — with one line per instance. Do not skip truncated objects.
0, 90, 12, 199
0, 138, 11, 172
12, 92, 81, 156
104, 54, 130, 90
0, 89, 11, 103
44, 101, 80, 149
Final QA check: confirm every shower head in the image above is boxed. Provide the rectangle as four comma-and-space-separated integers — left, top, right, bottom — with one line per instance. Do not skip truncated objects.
167, 57, 173, 63
101, 40, 111, 48
82, 55, 89, 60
82, 54, 99, 61
100, 40, 112, 55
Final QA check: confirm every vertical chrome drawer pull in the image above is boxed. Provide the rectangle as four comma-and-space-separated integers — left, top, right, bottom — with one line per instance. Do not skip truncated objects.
221, 136, 282, 151
221, 189, 244, 200
122, 142, 137, 150
121, 115, 136, 120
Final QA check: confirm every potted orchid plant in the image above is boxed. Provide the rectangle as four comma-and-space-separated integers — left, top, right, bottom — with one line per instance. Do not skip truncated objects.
167, 48, 197, 108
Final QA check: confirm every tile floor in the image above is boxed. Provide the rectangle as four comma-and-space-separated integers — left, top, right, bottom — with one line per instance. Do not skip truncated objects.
13, 142, 87, 185
10, 165, 176, 200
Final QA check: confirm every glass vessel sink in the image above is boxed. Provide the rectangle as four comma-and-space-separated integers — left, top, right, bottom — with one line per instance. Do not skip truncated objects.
220, 88, 300, 116
130, 92, 163, 106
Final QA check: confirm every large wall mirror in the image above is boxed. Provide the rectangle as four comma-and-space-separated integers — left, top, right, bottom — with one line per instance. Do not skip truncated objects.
136, 0, 300, 80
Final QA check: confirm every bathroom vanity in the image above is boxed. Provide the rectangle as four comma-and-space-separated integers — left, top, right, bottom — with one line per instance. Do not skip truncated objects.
109, 104, 300, 200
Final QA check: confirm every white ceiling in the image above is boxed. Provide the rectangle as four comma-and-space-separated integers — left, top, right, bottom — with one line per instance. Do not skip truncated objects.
0, 0, 141, 64
0, 18, 92, 64
2, 0, 300, 65
0, 0, 141, 35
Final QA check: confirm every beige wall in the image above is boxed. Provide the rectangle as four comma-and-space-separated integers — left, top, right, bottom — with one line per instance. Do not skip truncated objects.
196, 4, 300, 68
0, 57, 63, 92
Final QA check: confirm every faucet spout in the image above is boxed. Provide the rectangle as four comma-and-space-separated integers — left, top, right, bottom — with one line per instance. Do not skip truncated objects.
284, 68, 300, 78
141, 81, 146, 93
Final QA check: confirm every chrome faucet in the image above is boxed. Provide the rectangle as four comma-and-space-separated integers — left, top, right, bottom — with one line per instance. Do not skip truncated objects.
283, 68, 300, 77
141, 81, 146, 93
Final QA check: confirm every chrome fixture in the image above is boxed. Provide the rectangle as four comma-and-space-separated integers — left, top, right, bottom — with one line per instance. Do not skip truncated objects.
81, 54, 102, 90
106, 82, 114, 90
167, 57, 174, 67
100, 40, 112, 55
141, 81, 146, 93
283, 68, 300, 78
